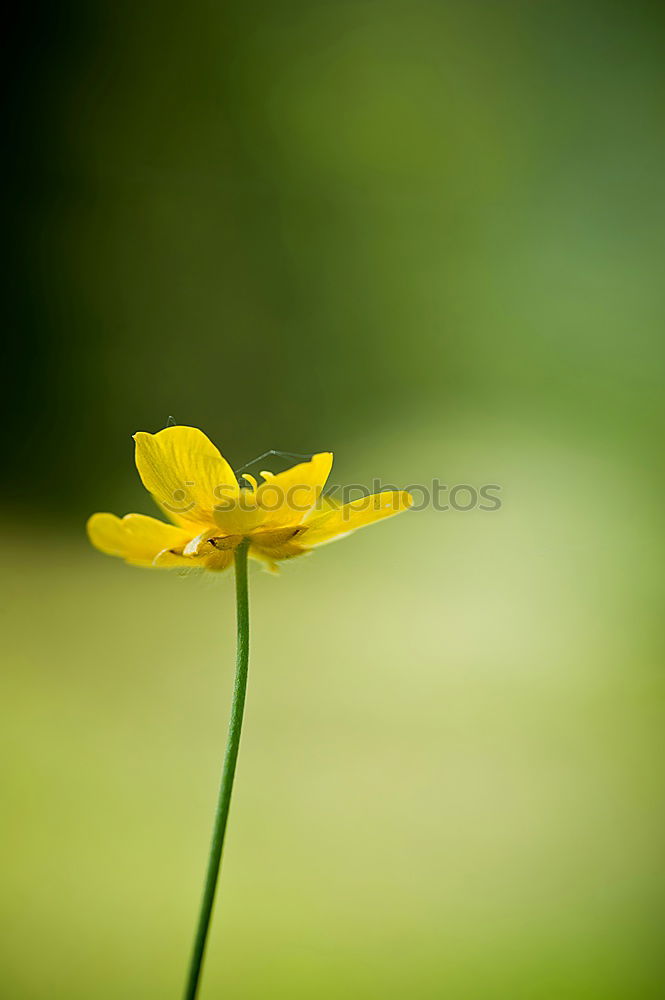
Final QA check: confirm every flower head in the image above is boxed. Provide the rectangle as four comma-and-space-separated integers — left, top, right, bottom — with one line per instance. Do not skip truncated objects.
87, 426, 412, 572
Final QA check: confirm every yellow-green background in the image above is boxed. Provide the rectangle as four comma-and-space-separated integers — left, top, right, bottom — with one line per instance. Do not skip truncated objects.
3, 2, 663, 997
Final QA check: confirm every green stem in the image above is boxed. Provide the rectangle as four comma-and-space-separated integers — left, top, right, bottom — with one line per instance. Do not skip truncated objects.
182, 538, 251, 1000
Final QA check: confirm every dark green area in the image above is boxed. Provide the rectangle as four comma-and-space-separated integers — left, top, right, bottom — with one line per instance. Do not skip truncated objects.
5, 0, 663, 519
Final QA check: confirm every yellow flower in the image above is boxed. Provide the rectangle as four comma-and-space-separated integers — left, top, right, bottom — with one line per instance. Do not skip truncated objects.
87, 426, 412, 572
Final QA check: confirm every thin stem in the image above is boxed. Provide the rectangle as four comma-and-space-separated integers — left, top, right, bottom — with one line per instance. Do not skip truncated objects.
182, 538, 251, 1000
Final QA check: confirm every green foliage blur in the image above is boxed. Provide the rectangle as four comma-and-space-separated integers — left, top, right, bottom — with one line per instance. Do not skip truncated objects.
3, 2, 664, 998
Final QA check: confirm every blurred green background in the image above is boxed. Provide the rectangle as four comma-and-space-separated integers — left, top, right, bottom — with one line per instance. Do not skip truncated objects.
3, 1, 664, 997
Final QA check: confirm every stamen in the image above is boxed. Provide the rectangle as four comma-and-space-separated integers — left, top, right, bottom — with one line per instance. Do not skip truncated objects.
259, 470, 274, 480
241, 473, 258, 492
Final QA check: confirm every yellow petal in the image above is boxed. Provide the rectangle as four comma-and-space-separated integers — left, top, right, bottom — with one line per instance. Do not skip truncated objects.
247, 524, 308, 561
303, 493, 339, 519
134, 426, 239, 528
151, 548, 199, 569
152, 545, 234, 572
182, 528, 221, 556
87, 513, 191, 567
301, 491, 413, 547
201, 547, 235, 572
183, 530, 244, 556
254, 452, 333, 528
212, 492, 268, 536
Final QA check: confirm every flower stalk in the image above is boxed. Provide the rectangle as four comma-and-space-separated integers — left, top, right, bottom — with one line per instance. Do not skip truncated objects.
183, 537, 251, 1000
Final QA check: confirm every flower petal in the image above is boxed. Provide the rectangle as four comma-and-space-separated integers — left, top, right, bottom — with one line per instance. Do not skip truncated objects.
87, 513, 192, 567
182, 528, 222, 557
254, 452, 333, 528
247, 524, 308, 561
301, 491, 412, 547
151, 548, 199, 569
201, 547, 235, 572
212, 492, 268, 536
134, 426, 239, 528
152, 545, 234, 572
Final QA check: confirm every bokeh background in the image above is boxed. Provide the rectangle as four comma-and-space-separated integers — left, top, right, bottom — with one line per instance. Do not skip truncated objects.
3, 1, 664, 997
